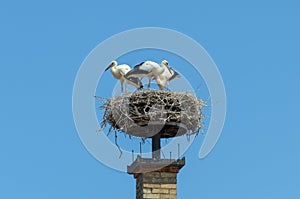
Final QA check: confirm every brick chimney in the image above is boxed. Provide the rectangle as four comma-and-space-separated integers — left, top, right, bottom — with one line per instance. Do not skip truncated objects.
128, 156, 185, 199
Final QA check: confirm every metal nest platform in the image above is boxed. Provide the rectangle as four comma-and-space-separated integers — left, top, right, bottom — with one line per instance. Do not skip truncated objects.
100, 90, 205, 138
127, 156, 186, 178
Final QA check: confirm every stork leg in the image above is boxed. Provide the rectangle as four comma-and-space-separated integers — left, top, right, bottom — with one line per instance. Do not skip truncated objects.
125, 82, 128, 94
121, 82, 124, 94
147, 78, 151, 89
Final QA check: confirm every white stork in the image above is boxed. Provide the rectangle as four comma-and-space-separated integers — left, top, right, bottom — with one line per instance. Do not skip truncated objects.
155, 60, 181, 90
124, 60, 172, 88
105, 61, 143, 93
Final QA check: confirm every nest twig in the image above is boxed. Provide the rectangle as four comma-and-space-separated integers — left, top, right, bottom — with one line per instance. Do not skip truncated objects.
98, 90, 205, 138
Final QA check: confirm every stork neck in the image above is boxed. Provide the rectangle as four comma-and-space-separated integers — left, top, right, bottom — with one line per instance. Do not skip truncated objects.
162, 64, 171, 74
156, 73, 167, 85
111, 66, 117, 73
158, 66, 165, 74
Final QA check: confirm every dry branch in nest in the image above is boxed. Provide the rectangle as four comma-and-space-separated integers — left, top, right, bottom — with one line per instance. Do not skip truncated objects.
99, 90, 205, 138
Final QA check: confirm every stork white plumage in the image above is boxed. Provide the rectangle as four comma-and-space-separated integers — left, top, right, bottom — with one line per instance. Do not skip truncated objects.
105, 61, 143, 93
155, 60, 181, 90
124, 60, 172, 88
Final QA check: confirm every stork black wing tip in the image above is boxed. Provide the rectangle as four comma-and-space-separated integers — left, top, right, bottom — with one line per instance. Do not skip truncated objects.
134, 61, 145, 68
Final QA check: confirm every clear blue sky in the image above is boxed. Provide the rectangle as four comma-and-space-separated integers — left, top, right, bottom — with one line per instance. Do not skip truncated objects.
1, 0, 299, 198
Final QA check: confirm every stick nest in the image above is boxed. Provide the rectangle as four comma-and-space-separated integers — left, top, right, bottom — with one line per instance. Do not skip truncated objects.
99, 90, 205, 138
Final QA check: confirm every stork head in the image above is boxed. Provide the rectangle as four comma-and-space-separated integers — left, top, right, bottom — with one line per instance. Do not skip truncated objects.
105, 61, 117, 71
162, 60, 168, 65
161, 60, 172, 74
